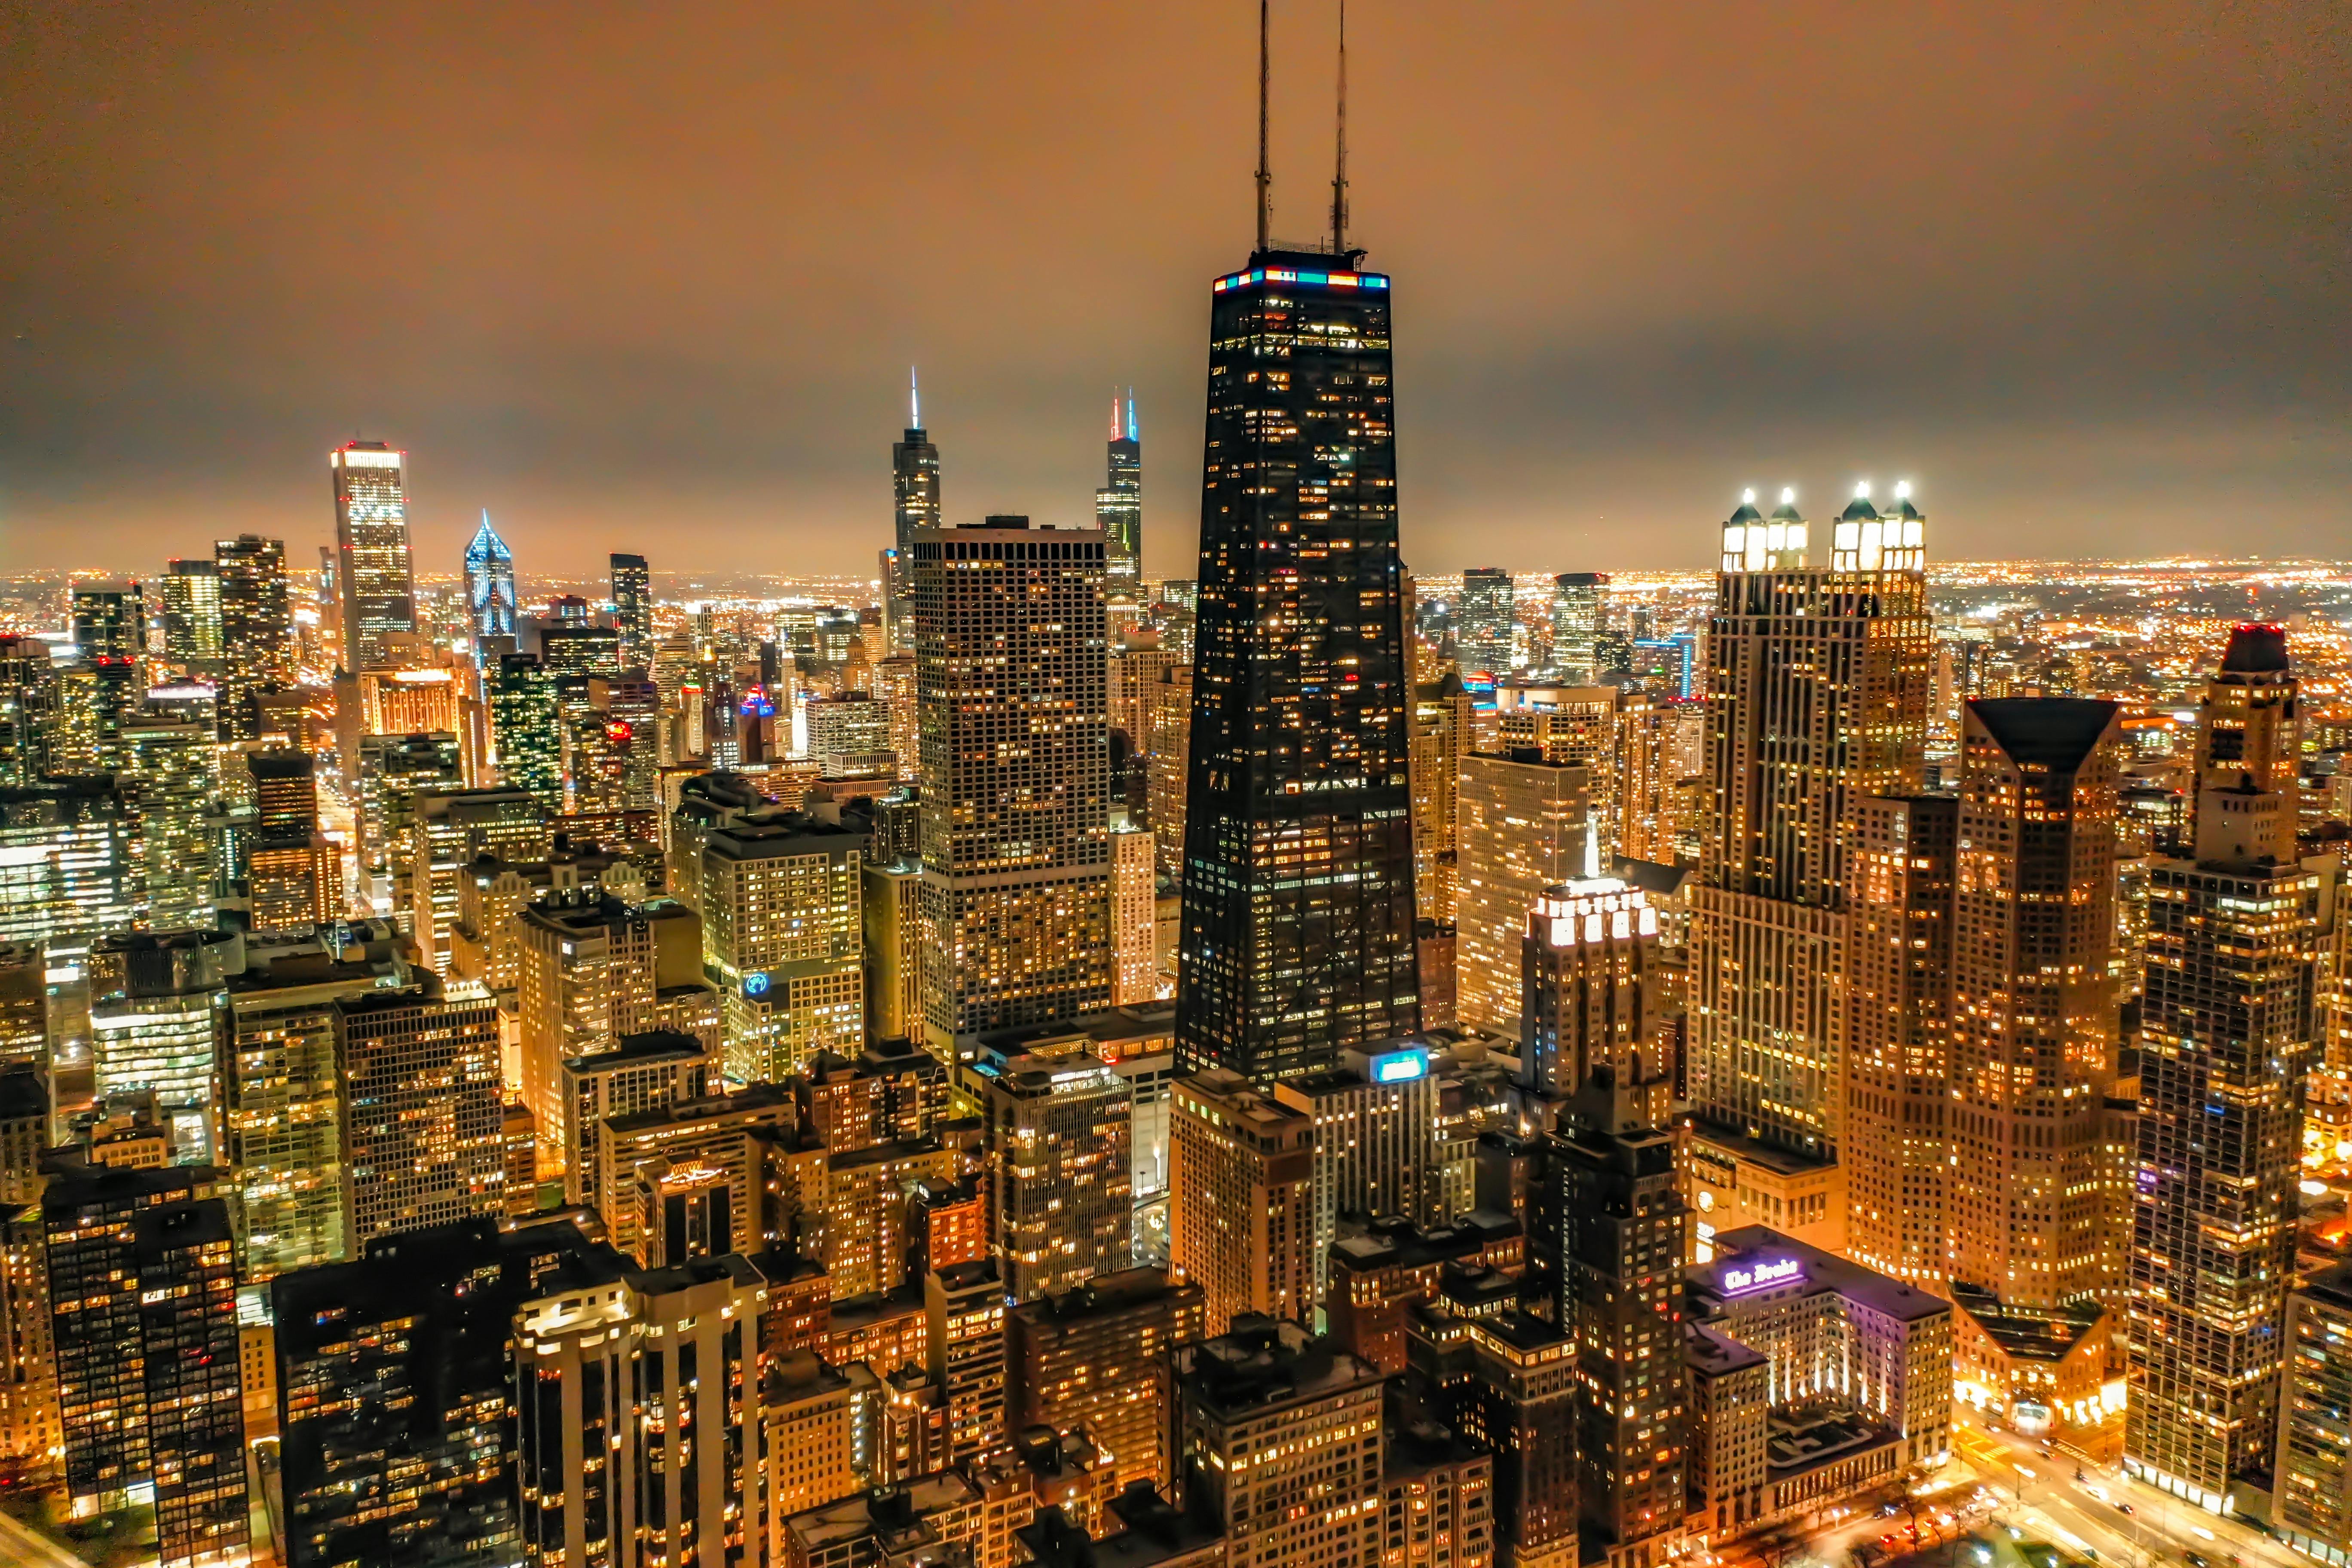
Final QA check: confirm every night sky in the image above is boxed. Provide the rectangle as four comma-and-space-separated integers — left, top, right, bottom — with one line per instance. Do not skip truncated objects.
2, 1, 2345, 581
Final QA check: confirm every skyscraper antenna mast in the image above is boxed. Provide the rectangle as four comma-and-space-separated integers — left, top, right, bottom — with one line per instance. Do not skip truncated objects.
1330, 0, 1348, 256
1255, 0, 1271, 254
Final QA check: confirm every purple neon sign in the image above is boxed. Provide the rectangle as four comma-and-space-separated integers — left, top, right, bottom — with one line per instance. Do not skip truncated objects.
1719, 1258, 1804, 1296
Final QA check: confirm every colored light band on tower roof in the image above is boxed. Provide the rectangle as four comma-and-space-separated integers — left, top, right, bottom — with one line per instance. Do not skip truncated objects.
1214, 268, 1390, 292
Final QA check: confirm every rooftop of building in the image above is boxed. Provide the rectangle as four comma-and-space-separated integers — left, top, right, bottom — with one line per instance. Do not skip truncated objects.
1684, 1318, 1770, 1376
1022, 1491, 1224, 1568
825, 1280, 927, 1332
2297, 1259, 2352, 1314
0, 1064, 44, 1125
1182, 1315, 1382, 1419
805, 1035, 942, 1083
704, 808, 868, 860
763, 1347, 867, 1406
1686, 1118, 1839, 1178
519, 891, 694, 934
2220, 622, 2291, 676
785, 1475, 983, 1553
1613, 855, 1692, 898
1012, 1265, 1196, 1324
1692, 1226, 1950, 1324
1329, 1212, 1522, 1273
959, 1004, 1176, 1065
627, 1249, 763, 1298
561, 1029, 710, 1077
1967, 697, 2120, 772
273, 1216, 625, 1357
603, 1083, 791, 1139
1949, 1282, 2105, 1364
1766, 1406, 1900, 1477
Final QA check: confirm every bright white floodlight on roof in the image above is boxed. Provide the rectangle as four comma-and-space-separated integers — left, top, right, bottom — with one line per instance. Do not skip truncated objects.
1896, 480, 1912, 499
1742, 488, 1755, 505
1779, 487, 1795, 505
1854, 480, 1871, 499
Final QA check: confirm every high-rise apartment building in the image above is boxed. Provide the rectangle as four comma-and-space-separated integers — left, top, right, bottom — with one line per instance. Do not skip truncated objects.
681, 808, 866, 1082
0, 634, 60, 785
1841, 793, 1957, 1287
1548, 573, 1607, 684
336, 978, 506, 1246
331, 441, 416, 673
1946, 698, 2125, 1311
1177, 248, 1418, 1086
0, 778, 140, 951
1111, 813, 1159, 1004
1177, 1317, 1387, 1568
463, 511, 517, 658
1527, 879, 1689, 1561
87, 930, 235, 1164
161, 559, 225, 670
1097, 391, 1142, 587
1146, 663, 1194, 879
611, 551, 652, 668
44, 1159, 248, 1568
1455, 750, 1589, 1041
912, 515, 1112, 1053
981, 1049, 1133, 1302
1455, 569, 1515, 680
514, 1251, 767, 1568
2276, 1262, 2352, 1565
214, 534, 294, 737
487, 653, 564, 809
272, 1216, 619, 1568
515, 892, 705, 1159
1686, 488, 1930, 1250
221, 931, 397, 1279
120, 708, 220, 932
1409, 672, 1481, 927
2128, 625, 2321, 1512
1168, 1068, 1314, 1336
244, 749, 338, 933
886, 379, 942, 657
1006, 1267, 1205, 1494
403, 786, 552, 976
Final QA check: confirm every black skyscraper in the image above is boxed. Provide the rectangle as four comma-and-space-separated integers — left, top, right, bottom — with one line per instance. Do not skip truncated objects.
1174, 245, 1419, 1083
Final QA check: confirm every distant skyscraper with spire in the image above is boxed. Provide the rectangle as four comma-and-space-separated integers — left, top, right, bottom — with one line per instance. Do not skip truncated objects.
884, 369, 942, 657
1175, 0, 1419, 1085
465, 511, 517, 663
1097, 391, 1142, 587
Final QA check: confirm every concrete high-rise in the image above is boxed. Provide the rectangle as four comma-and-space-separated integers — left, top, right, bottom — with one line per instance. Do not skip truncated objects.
336, 978, 507, 1246
1006, 1267, 1205, 1494
1096, 390, 1142, 588
980, 1048, 1133, 1302
1946, 698, 2125, 1312
1167, 1069, 1314, 1336
1455, 750, 1589, 1041
2127, 625, 2321, 1512
1841, 793, 1958, 1288
885, 372, 942, 658
1177, 1317, 1387, 1568
1176, 245, 1419, 1086
912, 514, 1112, 1054
331, 441, 416, 673
1685, 487, 1930, 1253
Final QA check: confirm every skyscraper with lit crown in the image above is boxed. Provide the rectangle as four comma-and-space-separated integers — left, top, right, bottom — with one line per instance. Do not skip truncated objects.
464, 511, 516, 661
884, 372, 942, 658
1175, 61, 1418, 1084
1096, 390, 1142, 588
1685, 485, 1931, 1254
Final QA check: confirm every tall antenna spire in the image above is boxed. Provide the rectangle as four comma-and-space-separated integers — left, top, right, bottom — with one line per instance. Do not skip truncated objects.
1255, 0, 1271, 254
1126, 388, 1138, 443
910, 366, 920, 429
1110, 391, 1121, 441
1330, 0, 1348, 256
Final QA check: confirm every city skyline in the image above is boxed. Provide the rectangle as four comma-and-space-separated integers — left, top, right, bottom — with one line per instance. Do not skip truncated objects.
3, 3, 2346, 576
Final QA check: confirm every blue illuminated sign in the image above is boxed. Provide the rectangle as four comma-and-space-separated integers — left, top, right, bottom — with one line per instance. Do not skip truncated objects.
1369, 1048, 1428, 1084
742, 972, 771, 999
